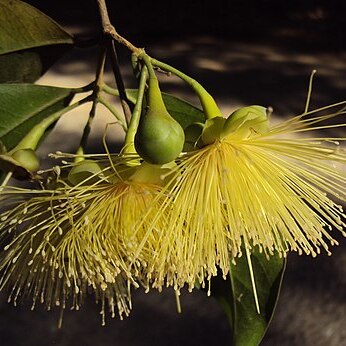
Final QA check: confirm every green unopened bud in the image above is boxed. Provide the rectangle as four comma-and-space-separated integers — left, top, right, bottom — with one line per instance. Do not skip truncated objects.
68, 160, 104, 186
11, 148, 40, 172
135, 77, 184, 164
222, 106, 269, 139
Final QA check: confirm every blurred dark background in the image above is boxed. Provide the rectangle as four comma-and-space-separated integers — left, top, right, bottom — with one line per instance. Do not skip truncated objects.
1, 1, 346, 346
25, 0, 346, 116
25, 0, 346, 51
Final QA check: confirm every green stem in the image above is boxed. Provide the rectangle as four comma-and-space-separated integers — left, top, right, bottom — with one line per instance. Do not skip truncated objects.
151, 58, 223, 119
140, 54, 156, 79
98, 97, 127, 130
12, 96, 92, 152
76, 47, 107, 159
102, 84, 137, 103
123, 67, 148, 154
72, 81, 96, 94
140, 54, 167, 114
94, 2, 222, 120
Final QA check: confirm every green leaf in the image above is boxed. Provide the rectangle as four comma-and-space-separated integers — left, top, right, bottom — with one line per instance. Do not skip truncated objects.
126, 89, 206, 129
161, 93, 206, 129
0, 51, 42, 83
0, 84, 74, 151
212, 249, 286, 346
0, 0, 73, 82
0, 0, 73, 55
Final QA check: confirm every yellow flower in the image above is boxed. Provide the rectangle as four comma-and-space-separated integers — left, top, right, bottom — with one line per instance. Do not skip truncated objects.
143, 103, 346, 293
0, 154, 172, 325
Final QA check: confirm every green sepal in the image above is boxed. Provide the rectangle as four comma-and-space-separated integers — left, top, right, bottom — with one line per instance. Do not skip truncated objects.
0, 144, 39, 180
11, 148, 40, 172
201, 117, 226, 145
129, 161, 175, 185
67, 160, 106, 186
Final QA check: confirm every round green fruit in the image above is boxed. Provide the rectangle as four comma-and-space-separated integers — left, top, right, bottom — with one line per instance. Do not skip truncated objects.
135, 111, 185, 164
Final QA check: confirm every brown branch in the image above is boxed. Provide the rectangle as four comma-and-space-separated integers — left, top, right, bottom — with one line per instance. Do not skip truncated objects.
108, 39, 133, 125
97, 0, 138, 125
97, 0, 142, 56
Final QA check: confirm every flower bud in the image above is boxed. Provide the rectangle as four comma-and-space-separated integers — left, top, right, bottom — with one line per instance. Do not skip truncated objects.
135, 78, 184, 164
222, 105, 269, 139
68, 160, 104, 186
11, 148, 40, 172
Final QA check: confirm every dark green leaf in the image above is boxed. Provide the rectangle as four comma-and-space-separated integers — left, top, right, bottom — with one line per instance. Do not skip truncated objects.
0, 51, 42, 83
0, 0, 73, 82
161, 93, 205, 128
212, 249, 286, 346
0, 0, 73, 55
0, 84, 74, 150
126, 89, 206, 128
